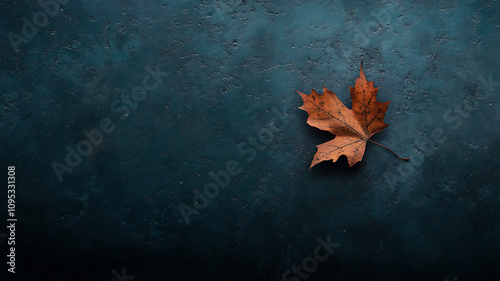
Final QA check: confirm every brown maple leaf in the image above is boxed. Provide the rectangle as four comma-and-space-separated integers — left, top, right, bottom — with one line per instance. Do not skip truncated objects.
298, 62, 408, 168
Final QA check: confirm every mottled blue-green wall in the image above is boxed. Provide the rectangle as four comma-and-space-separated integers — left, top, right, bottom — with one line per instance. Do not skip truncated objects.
1, 0, 499, 280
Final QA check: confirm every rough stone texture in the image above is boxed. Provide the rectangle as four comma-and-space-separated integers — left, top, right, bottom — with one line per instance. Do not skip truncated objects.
1, 0, 499, 280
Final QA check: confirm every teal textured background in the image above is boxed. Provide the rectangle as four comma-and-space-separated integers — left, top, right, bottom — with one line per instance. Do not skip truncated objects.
1, 1, 499, 280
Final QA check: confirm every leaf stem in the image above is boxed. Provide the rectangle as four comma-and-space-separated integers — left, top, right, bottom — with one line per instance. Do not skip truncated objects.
368, 139, 409, 161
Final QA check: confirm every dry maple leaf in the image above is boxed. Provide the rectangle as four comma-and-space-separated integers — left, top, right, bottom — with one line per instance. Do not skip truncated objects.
298, 62, 408, 168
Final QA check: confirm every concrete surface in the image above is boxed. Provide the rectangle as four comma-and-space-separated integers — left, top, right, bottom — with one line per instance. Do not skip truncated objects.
0, 0, 499, 280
